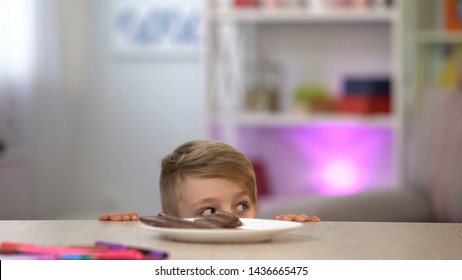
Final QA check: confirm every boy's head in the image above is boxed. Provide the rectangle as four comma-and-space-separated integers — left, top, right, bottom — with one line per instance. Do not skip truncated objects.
159, 140, 257, 218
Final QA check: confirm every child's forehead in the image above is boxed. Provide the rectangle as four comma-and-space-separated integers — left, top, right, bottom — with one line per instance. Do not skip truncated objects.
178, 175, 249, 192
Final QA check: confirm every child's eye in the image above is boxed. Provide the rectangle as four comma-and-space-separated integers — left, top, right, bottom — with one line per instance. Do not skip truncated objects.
200, 208, 216, 216
235, 203, 248, 212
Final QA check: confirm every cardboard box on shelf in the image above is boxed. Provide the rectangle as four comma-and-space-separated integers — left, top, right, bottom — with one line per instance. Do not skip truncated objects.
334, 95, 391, 114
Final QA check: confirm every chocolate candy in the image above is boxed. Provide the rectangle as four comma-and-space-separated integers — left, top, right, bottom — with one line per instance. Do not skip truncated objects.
140, 211, 242, 229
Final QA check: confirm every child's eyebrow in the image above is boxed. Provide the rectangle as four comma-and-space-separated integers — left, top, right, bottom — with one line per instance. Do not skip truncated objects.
192, 197, 219, 207
234, 191, 250, 198
193, 197, 218, 206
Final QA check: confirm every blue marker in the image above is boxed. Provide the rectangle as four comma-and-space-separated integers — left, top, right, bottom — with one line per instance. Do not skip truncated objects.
94, 241, 168, 259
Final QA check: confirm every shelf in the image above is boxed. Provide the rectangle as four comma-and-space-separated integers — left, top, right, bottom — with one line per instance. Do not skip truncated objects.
418, 30, 462, 44
205, 1, 405, 193
211, 112, 396, 127
209, 8, 398, 24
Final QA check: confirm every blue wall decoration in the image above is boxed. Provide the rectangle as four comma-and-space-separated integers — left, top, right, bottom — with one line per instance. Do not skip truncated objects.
111, 0, 202, 57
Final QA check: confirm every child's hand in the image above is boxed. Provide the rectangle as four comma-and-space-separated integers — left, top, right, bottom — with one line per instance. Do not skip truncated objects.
98, 212, 139, 221
274, 214, 321, 222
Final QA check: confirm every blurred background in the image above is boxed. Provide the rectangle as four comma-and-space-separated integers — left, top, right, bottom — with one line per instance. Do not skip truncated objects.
1, 0, 461, 222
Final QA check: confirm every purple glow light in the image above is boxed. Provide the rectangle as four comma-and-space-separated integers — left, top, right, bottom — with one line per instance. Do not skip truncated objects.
277, 123, 391, 196
225, 123, 394, 197
260, 123, 393, 196
319, 159, 361, 195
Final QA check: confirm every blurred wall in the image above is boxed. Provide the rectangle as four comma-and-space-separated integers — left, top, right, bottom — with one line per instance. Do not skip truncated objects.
13, 0, 205, 219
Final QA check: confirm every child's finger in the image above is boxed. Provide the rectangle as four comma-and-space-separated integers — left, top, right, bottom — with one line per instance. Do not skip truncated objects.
122, 214, 131, 221
286, 214, 297, 219
110, 213, 123, 221
282, 215, 294, 221
294, 214, 309, 222
127, 212, 139, 221
98, 213, 110, 221
274, 214, 321, 222
310, 215, 321, 222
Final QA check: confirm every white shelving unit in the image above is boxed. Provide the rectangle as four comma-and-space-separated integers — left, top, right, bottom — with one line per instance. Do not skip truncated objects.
204, 0, 405, 194
211, 8, 398, 23
213, 111, 396, 127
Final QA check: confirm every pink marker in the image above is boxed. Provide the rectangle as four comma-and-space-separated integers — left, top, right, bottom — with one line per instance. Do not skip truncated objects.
1, 242, 99, 255
90, 249, 144, 260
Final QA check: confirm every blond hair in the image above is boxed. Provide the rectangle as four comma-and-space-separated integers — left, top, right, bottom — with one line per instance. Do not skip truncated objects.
159, 140, 257, 216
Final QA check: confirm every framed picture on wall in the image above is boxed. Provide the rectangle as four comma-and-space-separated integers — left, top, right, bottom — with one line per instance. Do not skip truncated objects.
110, 0, 203, 59
445, 0, 462, 31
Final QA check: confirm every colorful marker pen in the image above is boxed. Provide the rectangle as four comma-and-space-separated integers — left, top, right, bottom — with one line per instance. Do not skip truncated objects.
59, 254, 93, 260
92, 249, 144, 260
0, 253, 57, 260
1, 242, 95, 255
94, 241, 168, 259
1, 241, 160, 260
58, 249, 143, 260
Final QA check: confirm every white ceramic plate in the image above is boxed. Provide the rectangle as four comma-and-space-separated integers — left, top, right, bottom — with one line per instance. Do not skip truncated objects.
140, 218, 303, 243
